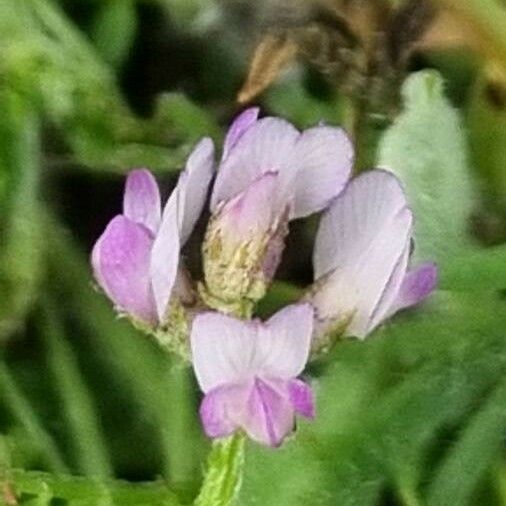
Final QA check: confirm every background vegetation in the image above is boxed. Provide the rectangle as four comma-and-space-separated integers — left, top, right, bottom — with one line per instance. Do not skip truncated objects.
1, 1, 506, 504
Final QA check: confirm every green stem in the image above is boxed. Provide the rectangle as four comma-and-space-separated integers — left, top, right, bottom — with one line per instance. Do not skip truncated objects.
194, 433, 246, 506
0, 362, 68, 473
41, 301, 114, 478
3, 468, 180, 505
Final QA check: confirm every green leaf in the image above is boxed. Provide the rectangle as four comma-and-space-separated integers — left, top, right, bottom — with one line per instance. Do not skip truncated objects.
92, 0, 137, 69
0, 361, 68, 474
439, 243, 506, 292
0, 90, 42, 339
377, 70, 476, 265
426, 377, 506, 506
0, 0, 220, 175
41, 302, 113, 478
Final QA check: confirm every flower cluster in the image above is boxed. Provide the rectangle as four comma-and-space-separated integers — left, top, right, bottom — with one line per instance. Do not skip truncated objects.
92, 108, 437, 447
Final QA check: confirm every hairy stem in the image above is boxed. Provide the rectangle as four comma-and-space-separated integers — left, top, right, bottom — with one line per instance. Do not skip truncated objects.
194, 433, 245, 506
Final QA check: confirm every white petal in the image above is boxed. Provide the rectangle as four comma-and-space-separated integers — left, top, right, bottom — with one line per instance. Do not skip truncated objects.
290, 126, 353, 218
257, 304, 313, 379
222, 107, 259, 160
149, 191, 181, 323
178, 138, 215, 244
190, 312, 260, 392
123, 169, 161, 234
211, 117, 299, 210
367, 234, 411, 333
312, 170, 412, 338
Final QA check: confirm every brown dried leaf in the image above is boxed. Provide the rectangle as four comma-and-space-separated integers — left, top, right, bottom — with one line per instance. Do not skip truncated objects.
415, 8, 471, 51
237, 33, 298, 104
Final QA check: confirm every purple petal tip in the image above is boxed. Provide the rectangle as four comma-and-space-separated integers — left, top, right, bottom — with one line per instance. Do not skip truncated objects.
289, 379, 315, 419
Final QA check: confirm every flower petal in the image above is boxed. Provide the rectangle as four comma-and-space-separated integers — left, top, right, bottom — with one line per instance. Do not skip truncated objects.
312, 170, 412, 338
216, 172, 280, 244
149, 191, 181, 323
178, 137, 215, 244
367, 235, 411, 333
258, 303, 313, 379
200, 378, 300, 447
200, 382, 249, 439
211, 117, 299, 210
191, 312, 259, 392
387, 262, 438, 316
288, 379, 315, 419
290, 126, 353, 218
245, 378, 296, 447
222, 107, 259, 160
123, 169, 161, 234
91, 215, 157, 324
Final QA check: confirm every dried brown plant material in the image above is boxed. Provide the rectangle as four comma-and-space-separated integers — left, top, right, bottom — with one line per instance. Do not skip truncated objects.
387, 0, 436, 63
416, 8, 471, 51
2, 482, 18, 505
428, 0, 506, 70
237, 33, 298, 104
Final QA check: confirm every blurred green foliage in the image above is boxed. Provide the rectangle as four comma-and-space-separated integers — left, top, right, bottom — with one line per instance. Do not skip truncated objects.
0, 0, 505, 505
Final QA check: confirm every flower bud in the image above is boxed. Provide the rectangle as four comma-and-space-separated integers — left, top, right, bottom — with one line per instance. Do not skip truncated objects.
201, 173, 288, 315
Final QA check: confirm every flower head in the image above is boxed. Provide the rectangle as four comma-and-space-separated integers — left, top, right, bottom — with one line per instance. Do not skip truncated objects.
309, 170, 437, 342
202, 108, 353, 310
91, 139, 215, 326
191, 303, 315, 447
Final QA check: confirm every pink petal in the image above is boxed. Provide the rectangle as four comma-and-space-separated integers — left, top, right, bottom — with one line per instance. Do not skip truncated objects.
216, 172, 280, 244
200, 382, 249, 439
290, 126, 353, 218
199, 379, 296, 447
222, 107, 259, 160
258, 304, 313, 379
123, 169, 161, 234
190, 312, 260, 392
387, 262, 438, 317
198, 378, 312, 447
288, 379, 315, 419
245, 378, 296, 447
91, 215, 157, 324
312, 170, 413, 338
149, 192, 181, 323
178, 138, 215, 244
211, 117, 299, 210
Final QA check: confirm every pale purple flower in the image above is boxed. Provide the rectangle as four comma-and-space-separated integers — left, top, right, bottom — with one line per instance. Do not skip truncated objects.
310, 170, 437, 340
191, 304, 315, 447
91, 139, 215, 326
203, 108, 353, 304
